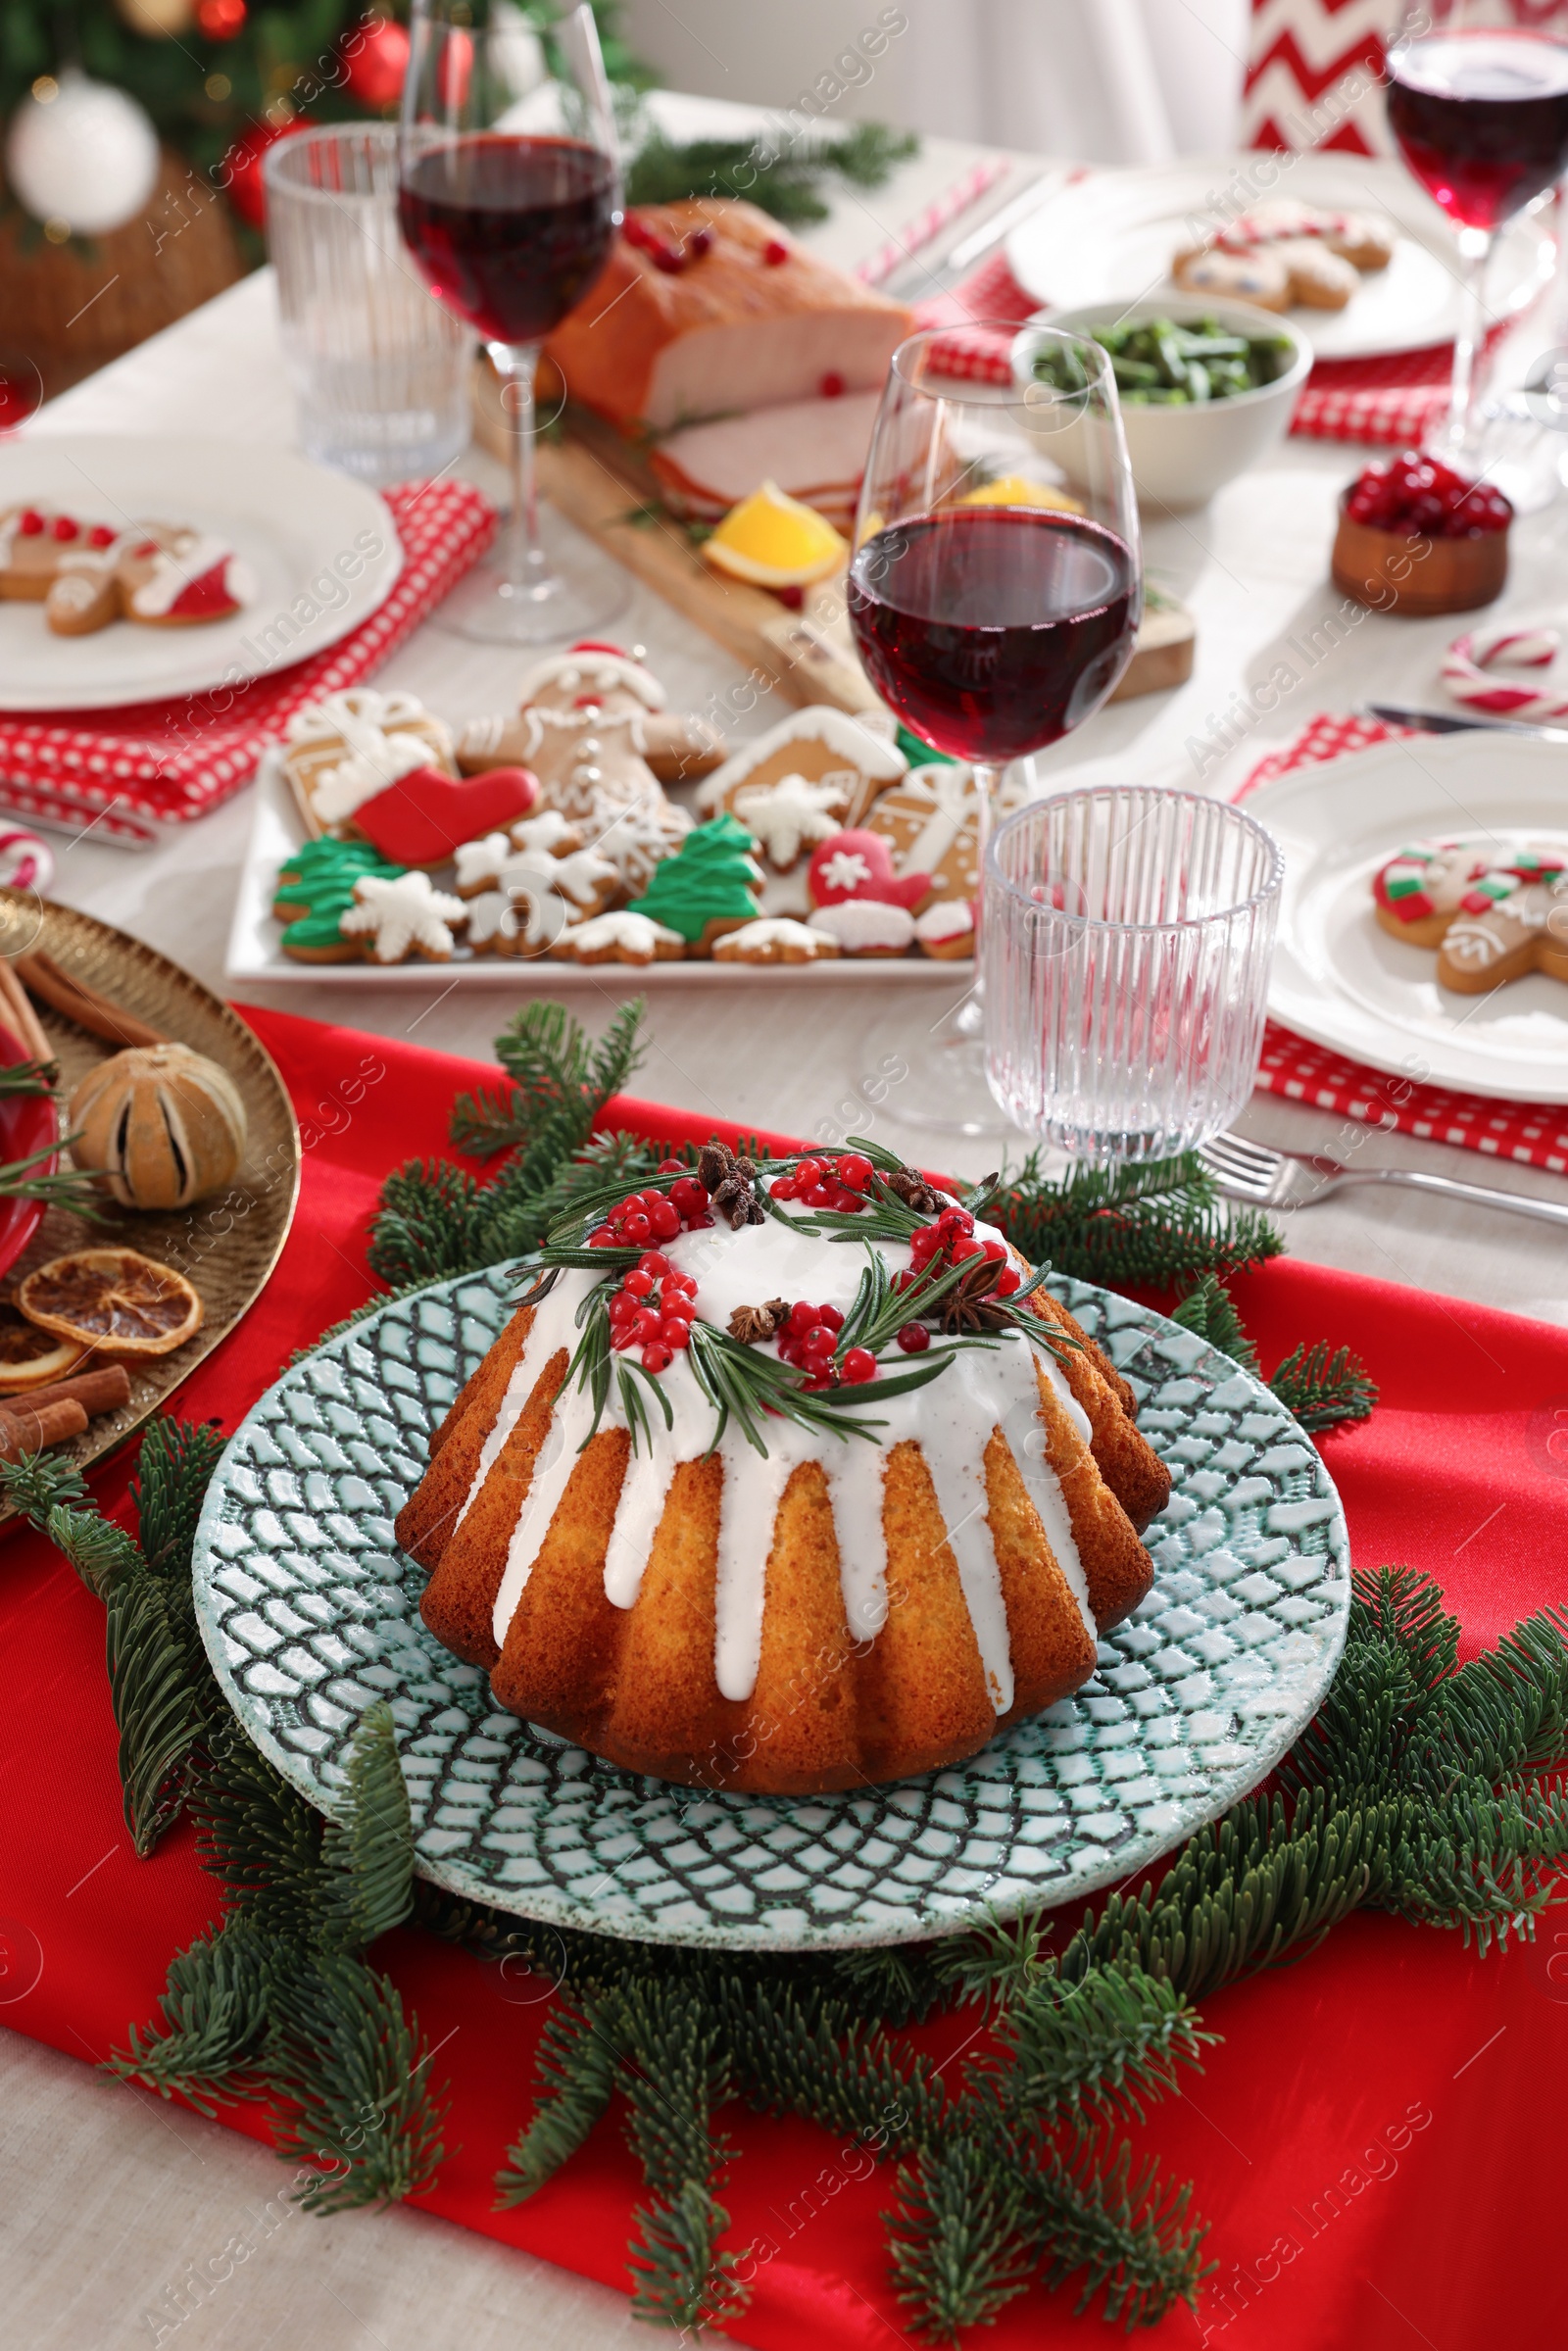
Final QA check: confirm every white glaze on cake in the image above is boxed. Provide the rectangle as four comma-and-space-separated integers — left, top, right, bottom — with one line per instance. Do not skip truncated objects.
467, 1211, 1097, 1715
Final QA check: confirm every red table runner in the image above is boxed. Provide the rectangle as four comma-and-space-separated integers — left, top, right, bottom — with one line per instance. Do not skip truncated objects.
3, 1004, 1566, 2351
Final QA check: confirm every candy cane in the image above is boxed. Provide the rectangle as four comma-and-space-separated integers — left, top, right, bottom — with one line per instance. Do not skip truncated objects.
1442, 622, 1568, 719
0, 828, 53, 895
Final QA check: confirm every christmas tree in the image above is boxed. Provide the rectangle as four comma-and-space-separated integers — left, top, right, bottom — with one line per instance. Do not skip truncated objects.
628, 814, 763, 945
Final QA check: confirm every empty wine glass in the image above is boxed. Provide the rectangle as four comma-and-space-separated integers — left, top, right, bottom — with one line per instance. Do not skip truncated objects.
845, 322, 1141, 1136
399, 0, 627, 641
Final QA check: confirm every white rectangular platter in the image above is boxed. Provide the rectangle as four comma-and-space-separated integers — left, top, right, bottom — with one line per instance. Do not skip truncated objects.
224, 751, 972, 992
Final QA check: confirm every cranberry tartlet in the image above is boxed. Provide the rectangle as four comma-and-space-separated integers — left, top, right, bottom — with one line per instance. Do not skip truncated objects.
1331, 452, 1510, 615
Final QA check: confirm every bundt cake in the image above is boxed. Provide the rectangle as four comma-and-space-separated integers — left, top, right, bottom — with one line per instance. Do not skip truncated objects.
396, 1145, 1169, 1794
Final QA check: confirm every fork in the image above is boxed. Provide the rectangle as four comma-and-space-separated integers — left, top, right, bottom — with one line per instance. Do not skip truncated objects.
1198, 1129, 1568, 1231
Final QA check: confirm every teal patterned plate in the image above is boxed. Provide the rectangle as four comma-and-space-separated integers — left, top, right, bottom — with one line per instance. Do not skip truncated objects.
191, 1269, 1350, 1951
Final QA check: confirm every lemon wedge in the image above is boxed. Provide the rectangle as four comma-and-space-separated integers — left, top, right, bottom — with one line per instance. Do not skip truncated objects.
704, 480, 848, 586
958, 473, 1084, 514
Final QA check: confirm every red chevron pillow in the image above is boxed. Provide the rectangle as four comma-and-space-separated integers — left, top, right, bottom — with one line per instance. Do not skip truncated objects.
1242, 0, 1401, 155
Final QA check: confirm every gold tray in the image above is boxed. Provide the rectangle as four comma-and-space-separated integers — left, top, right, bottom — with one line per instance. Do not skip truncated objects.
0, 891, 300, 1524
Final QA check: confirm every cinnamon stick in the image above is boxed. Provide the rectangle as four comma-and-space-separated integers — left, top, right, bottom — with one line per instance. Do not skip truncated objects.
0, 955, 57, 1068
0, 1396, 87, 1459
14, 949, 168, 1050
0, 1364, 131, 1419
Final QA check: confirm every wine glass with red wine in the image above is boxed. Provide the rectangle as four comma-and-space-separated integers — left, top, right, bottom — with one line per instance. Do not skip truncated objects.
1386, 0, 1568, 462
845, 322, 1140, 1135
399, 0, 625, 643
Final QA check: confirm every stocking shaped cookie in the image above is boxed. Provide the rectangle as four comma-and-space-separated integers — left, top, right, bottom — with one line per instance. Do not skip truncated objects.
456, 642, 725, 823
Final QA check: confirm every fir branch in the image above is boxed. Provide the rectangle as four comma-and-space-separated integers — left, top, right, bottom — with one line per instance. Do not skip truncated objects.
628, 2179, 747, 2333
1025, 2133, 1210, 2327
366, 1158, 487, 1290
495, 2001, 618, 2206
131, 1418, 229, 1579
886, 2135, 1034, 2341
985, 1152, 1282, 1291
43, 1501, 140, 1599
108, 1919, 273, 2116
0, 1448, 90, 1532
106, 1560, 211, 1852
318, 1701, 416, 1952
986, 1964, 1212, 2129
268, 1951, 448, 2212
195, 1720, 340, 1943
1269, 1340, 1379, 1432
1169, 1275, 1259, 1374
624, 121, 919, 223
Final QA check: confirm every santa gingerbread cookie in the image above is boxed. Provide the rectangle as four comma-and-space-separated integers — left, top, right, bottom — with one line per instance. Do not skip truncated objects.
457, 642, 725, 824
697, 706, 906, 834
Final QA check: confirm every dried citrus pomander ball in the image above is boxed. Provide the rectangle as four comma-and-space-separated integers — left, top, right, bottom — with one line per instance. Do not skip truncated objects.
69, 1042, 248, 1211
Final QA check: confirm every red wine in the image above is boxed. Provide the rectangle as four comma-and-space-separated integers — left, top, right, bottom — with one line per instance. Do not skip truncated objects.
1388, 31, 1568, 231
847, 508, 1137, 763
398, 134, 617, 344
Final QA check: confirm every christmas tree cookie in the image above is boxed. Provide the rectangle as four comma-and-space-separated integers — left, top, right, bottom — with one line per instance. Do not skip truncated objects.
626, 812, 763, 955
273, 837, 405, 961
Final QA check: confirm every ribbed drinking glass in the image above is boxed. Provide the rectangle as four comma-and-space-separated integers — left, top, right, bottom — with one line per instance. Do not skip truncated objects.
983, 788, 1284, 1162
265, 123, 472, 485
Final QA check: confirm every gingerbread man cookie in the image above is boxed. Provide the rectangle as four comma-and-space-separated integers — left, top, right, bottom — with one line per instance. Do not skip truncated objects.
1, 508, 253, 635
1372, 839, 1565, 949
457, 642, 725, 824
1439, 869, 1568, 995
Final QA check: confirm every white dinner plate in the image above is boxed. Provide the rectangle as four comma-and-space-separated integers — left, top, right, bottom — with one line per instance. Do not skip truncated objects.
0, 437, 400, 712
224, 749, 973, 990
1007, 154, 1554, 363
1244, 732, 1568, 1102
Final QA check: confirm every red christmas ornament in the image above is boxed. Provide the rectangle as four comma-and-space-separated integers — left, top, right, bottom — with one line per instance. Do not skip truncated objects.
196, 0, 247, 38
342, 17, 411, 111
223, 122, 295, 229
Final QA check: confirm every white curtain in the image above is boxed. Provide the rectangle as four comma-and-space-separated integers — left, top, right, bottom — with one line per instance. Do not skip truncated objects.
620, 0, 1251, 163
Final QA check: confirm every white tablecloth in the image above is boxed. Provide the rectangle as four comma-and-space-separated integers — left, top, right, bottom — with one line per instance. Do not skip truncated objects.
6, 131, 1568, 2351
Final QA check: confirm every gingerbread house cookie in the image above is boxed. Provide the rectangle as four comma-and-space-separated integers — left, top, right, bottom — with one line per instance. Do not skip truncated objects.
282, 690, 460, 840
697, 706, 906, 832
863, 763, 1021, 910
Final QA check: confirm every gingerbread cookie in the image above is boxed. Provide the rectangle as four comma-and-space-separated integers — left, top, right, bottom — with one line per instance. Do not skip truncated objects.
1270, 237, 1358, 311
914, 899, 974, 960
453, 812, 585, 896
338, 870, 467, 964
712, 917, 840, 965
862, 764, 1020, 909
808, 828, 929, 913
0, 509, 253, 636
808, 900, 915, 956
283, 690, 459, 839
626, 812, 763, 955
1172, 247, 1291, 312
1216, 201, 1395, 271
464, 874, 573, 958
1372, 838, 1496, 948
697, 706, 906, 831
457, 642, 725, 823
1439, 870, 1568, 995
733, 772, 849, 870
580, 794, 692, 896
273, 837, 406, 961
550, 910, 687, 966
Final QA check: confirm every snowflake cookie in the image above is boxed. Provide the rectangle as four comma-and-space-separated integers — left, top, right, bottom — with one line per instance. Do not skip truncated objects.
732, 772, 849, 869
808, 899, 916, 955
338, 870, 467, 964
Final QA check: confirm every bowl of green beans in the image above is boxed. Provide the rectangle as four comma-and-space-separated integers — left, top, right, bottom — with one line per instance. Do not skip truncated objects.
1011, 297, 1312, 512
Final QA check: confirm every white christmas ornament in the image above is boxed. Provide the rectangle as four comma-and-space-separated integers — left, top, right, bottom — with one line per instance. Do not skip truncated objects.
6, 71, 160, 235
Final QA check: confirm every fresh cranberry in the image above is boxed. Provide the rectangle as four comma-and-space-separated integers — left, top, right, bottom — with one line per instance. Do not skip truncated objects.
648, 1199, 681, 1240
662, 1315, 692, 1348
51, 515, 78, 541
763, 238, 789, 265
995, 1267, 1021, 1296
669, 1176, 709, 1217
896, 1322, 930, 1353
622, 1212, 652, 1246
642, 1342, 673, 1371
840, 1347, 876, 1384
817, 1303, 844, 1333
837, 1152, 873, 1190
17, 511, 43, 535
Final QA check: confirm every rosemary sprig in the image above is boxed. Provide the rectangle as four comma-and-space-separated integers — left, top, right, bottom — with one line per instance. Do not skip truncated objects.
0, 1055, 57, 1097
0, 1133, 107, 1218
685, 1319, 956, 1457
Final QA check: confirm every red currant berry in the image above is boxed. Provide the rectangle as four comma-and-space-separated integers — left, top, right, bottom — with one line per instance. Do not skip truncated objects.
657, 1157, 685, 1174
609, 1289, 637, 1319
664, 1270, 698, 1298
639, 1250, 670, 1276
588, 1226, 617, 1248
632, 1305, 662, 1343
788, 1298, 820, 1334
662, 1315, 692, 1348
840, 1347, 876, 1384
803, 1371, 836, 1392
642, 1342, 673, 1371
896, 1321, 930, 1352
830, 1188, 862, 1213
995, 1267, 1022, 1296
817, 1303, 844, 1333
802, 1324, 836, 1359
795, 1157, 824, 1186
770, 1176, 798, 1200
981, 1238, 1007, 1263
611, 1323, 639, 1350
669, 1176, 709, 1216
648, 1199, 681, 1240
950, 1237, 983, 1264
939, 1206, 975, 1236
622, 1212, 652, 1247
624, 1268, 654, 1298
837, 1152, 874, 1190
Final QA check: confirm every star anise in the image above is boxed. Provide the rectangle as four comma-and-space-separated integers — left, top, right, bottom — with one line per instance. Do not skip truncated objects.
882, 1164, 944, 1216
727, 1298, 790, 1345
933, 1257, 1015, 1335
698, 1140, 765, 1229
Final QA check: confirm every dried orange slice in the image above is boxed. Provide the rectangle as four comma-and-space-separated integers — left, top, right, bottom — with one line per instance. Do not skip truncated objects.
0, 1303, 86, 1391
18, 1249, 203, 1357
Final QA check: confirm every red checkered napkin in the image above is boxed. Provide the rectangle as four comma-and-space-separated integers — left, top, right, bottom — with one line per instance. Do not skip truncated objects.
0, 478, 497, 848
1239, 711, 1568, 1172
915, 250, 1474, 449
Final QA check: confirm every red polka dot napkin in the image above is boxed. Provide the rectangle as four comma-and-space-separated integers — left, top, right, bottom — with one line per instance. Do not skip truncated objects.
0, 478, 496, 847
1240, 711, 1568, 1171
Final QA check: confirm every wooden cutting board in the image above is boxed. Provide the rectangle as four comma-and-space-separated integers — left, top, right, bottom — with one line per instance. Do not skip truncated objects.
472, 373, 1196, 717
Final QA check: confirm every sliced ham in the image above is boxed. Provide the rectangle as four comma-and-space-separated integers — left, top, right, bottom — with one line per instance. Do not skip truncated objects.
649, 391, 878, 527
543, 199, 911, 433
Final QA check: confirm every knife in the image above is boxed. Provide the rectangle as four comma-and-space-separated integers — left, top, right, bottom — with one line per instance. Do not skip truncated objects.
943, 171, 1064, 273
1363, 701, 1568, 745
